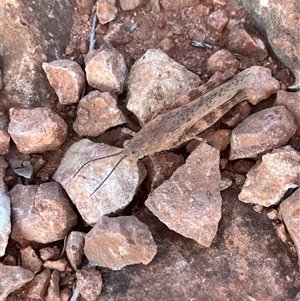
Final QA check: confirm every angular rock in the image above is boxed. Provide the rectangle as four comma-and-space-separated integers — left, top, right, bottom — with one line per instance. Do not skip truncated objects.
43, 258, 68, 272
280, 188, 300, 262
39, 246, 61, 261
200, 129, 231, 151
73, 91, 126, 137
60, 288, 72, 301
0, 107, 10, 155
0, 156, 10, 257
84, 216, 157, 270
42, 59, 85, 105
145, 142, 222, 247
0, 263, 34, 301
195, 2, 214, 16
230, 106, 297, 160
8, 107, 67, 154
27, 269, 51, 299
96, 0, 118, 25
20, 246, 43, 274
10, 182, 77, 245
85, 47, 127, 94
206, 9, 229, 32
46, 270, 60, 301
207, 49, 239, 75
274, 90, 300, 134
66, 231, 86, 271
76, 268, 102, 301
53, 139, 141, 225
126, 48, 201, 126
161, 0, 199, 11
119, 0, 141, 10
239, 146, 300, 207
227, 23, 268, 61
71, 0, 95, 15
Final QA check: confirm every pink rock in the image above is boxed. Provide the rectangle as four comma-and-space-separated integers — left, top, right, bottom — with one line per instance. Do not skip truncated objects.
207, 49, 239, 75
161, 0, 199, 11
76, 268, 102, 301
20, 246, 43, 274
239, 146, 300, 207
84, 216, 157, 270
60, 288, 72, 301
53, 139, 141, 225
200, 129, 231, 151
221, 101, 252, 127
207, 9, 229, 32
230, 106, 297, 160
145, 142, 222, 247
45, 270, 60, 301
8, 107, 67, 154
10, 182, 77, 245
43, 258, 68, 272
27, 269, 51, 299
66, 231, 86, 271
0, 108, 10, 155
42, 59, 85, 105
96, 0, 118, 25
194, 2, 214, 16
39, 246, 61, 261
0, 263, 34, 301
85, 47, 128, 94
72, 0, 95, 15
73, 91, 126, 137
119, 0, 141, 10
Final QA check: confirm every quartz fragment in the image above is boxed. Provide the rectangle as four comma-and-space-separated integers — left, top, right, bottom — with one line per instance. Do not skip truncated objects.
145, 142, 222, 247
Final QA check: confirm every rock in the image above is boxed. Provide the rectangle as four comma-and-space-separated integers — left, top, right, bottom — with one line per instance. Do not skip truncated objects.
10, 182, 77, 245
46, 270, 61, 301
73, 91, 126, 137
85, 46, 128, 94
43, 258, 68, 272
39, 246, 61, 261
220, 171, 234, 191
2, 255, 16, 266
227, 23, 268, 61
53, 139, 141, 225
207, 49, 239, 75
126, 49, 201, 126
71, 0, 94, 15
0, 0, 73, 108
60, 288, 72, 301
0, 263, 34, 301
221, 101, 252, 128
280, 188, 300, 262
194, 2, 214, 16
84, 216, 157, 270
239, 0, 300, 90
42, 59, 85, 105
200, 129, 231, 151
20, 246, 43, 274
76, 268, 103, 301
233, 159, 255, 174
145, 142, 222, 247
0, 157, 10, 257
8, 107, 68, 154
206, 9, 229, 32
96, 0, 118, 25
0, 107, 10, 155
161, 0, 199, 11
274, 90, 300, 134
66, 231, 85, 271
230, 106, 297, 160
27, 269, 51, 299
119, 0, 141, 10
239, 146, 300, 207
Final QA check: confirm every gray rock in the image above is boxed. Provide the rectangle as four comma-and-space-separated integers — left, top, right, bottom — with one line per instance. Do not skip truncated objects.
66, 231, 86, 271
73, 91, 126, 137
145, 142, 222, 247
0, 263, 34, 301
27, 269, 51, 299
239, 146, 300, 207
53, 139, 141, 225
230, 106, 297, 160
126, 48, 201, 126
84, 216, 157, 270
10, 182, 77, 245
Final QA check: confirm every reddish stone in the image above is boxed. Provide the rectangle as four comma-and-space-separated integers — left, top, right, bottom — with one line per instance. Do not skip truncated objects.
207, 9, 229, 32
39, 246, 61, 261
71, 0, 94, 15
43, 258, 69, 272
207, 49, 239, 75
45, 270, 60, 301
0, 108, 10, 155
96, 0, 118, 25
20, 246, 43, 274
27, 269, 51, 299
119, 0, 141, 10
161, 0, 199, 11
66, 231, 86, 271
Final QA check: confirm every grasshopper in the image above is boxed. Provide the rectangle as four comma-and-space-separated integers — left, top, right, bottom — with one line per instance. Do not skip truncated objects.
74, 66, 280, 195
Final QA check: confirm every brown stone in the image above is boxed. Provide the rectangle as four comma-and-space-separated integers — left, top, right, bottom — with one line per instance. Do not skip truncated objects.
10, 182, 77, 245
220, 171, 234, 191
42, 59, 85, 105
84, 216, 157, 270
53, 139, 141, 225
20, 246, 43, 274
96, 0, 118, 25
0, 109, 10, 155
161, 0, 199, 11
0, 263, 34, 301
46, 270, 61, 301
43, 258, 69, 272
73, 91, 126, 137
8, 107, 67, 154
194, 2, 214, 16
119, 0, 142, 10
60, 288, 72, 301
27, 269, 51, 299
76, 268, 102, 301
206, 9, 229, 32
200, 129, 231, 151
145, 142, 222, 247
126, 49, 201, 126
207, 49, 239, 75
39, 246, 61, 261
85, 47, 128, 94
66, 231, 86, 271
71, 0, 95, 15
227, 23, 268, 61
230, 106, 297, 160
239, 146, 300, 207
233, 159, 255, 174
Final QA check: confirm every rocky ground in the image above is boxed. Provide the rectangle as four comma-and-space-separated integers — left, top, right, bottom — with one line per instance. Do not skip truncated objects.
1, 0, 300, 300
